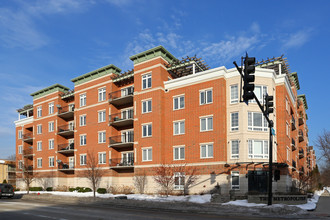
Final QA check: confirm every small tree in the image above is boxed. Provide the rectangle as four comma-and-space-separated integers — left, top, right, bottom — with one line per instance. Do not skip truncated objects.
82, 151, 105, 197
133, 170, 148, 194
182, 166, 199, 196
153, 164, 175, 196
22, 163, 37, 194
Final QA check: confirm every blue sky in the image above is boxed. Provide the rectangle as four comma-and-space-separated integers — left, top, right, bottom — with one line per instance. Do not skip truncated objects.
0, 0, 329, 162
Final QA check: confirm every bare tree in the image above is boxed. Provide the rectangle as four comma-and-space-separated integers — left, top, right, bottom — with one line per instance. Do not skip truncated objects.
133, 170, 148, 194
21, 163, 37, 194
182, 166, 199, 196
7, 154, 16, 161
153, 164, 176, 196
316, 130, 330, 164
82, 151, 105, 197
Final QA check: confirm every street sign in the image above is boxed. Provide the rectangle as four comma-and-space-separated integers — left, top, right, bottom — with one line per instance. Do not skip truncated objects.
271, 128, 276, 136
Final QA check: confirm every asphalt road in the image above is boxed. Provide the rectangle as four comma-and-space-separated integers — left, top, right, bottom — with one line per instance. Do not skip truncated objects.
0, 198, 290, 220
313, 194, 330, 219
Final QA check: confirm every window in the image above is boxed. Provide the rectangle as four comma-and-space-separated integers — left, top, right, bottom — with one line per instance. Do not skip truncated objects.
80, 154, 87, 165
80, 134, 86, 146
121, 130, 133, 143
98, 88, 106, 102
48, 102, 54, 114
37, 106, 42, 118
173, 95, 185, 110
230, 84, 238, 104
18, 161, 23, 169
37, 141, 42, 151
173, 146, 185, 160
142, 99, 152, 113
18, 130, 22, 139
48, 121, 54, 132
248, 112, 268, 131
200, 143, 213, 158
287, 146, 290, 161
286, 97, 289, 113
49, 157, 54, 167
80, 115, 86, 126
121, 108, 133, 119
98, 131, 106, 143
174, 172, 185, 190
98, 110, 106, 123
37, 158, 42, 168
173, 120, 185, 135
231, 171, 240, 190
37, 124, 42, 134
121, 86, 134, 97
142, 123, 152, 137
98, 152, 106, 164
48, 139, 54, 150
231, 140, 239, 159
200, 116, 213, 131
142, 73, 152, 89
286, 122, 289, 136
18, 145, 22, 154
142, 148, 152, 161
80, 94, 86, 107
251, 85, 267, 103
231, 112, 239, 131
248, 140, 269, 159
200, 89, 212, 105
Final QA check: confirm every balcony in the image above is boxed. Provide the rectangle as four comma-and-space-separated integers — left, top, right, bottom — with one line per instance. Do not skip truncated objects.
299, 115, 304, 126
109, 87, 134, 107
298, 130, 304, 142
291, 138, 297, 151
292, 160, 297, 171
299, 167, 305, 175
58, 162, 74, 172
110, 157, 134, 170
291, 116, 296, 131
25, 166, 34, 172
7, 167, 16, 173
22, 132, 33, 143
109, 133, 134, 149
23, 149, 33, 158
299, 148, 304, 159
58, 124, 74, 138
109, 110, 134, 128
57, 143, 74, 155
58, 105, 75, 120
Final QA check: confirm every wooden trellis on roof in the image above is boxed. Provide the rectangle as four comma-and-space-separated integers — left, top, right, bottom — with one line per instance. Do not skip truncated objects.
165, 55, 210, 78
111, 69, 134, 85
256, 55, 291, 75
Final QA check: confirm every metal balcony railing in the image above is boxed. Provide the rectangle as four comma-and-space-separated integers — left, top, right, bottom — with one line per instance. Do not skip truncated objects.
298, 115, 304, 126
292, 160, 297, 169
109, 133, 134, 148
291, 115, 296, 130
299, 129, 304, 142
58, 163, 74, 170
109, 157, 134, 167
7, 167, 16, 172
291, 138, 296, 151
23, 149, 33, 156
58, 124, 74, 133
299, 149, 304, 158
108, 87, 134, 106
109, 110, 134, 128
22, 132, 33, 140
58, 105, 75, 114
58, 143, 74, 152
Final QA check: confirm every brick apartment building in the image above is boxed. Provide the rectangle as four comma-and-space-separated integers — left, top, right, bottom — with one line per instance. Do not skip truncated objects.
14, 46, 316, 194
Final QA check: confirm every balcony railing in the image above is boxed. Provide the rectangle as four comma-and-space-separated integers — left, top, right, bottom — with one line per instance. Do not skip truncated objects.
22, 132, 33, 143
58, 163, 74, 171
7, 167, 16, 172
299, 148, 304, 158
23, 149, 33, 157
110, 157, 134, 169
291, 116, 296, 131
298, 129, 304, 142
109, 87, 134, 106
58, 105, 75, 120
58, 124, 74, 138
291, 138, 297, 151
292, 160, 297, 170
109, 110, 134, 128
299, 115, 304, 126
57, 143, 74, 154
109, 133, 134, 149
299, 167, 305, 175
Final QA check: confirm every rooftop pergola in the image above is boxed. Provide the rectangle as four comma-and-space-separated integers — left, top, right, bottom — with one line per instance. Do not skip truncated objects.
17, 104, 33, 120
111, 69, 134, 86
256, 55, 291, 76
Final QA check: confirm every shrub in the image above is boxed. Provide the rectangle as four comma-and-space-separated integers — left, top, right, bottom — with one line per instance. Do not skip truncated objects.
97, 188, 107, 194
109, 185, 120, 194
84, 187, 92, 192
14, 188, 20, 191
29, 187, 43, 191
120, 185, 134, 194
46, 187, 53, 191
69, 187, 76, 192
2, 179, 7, 184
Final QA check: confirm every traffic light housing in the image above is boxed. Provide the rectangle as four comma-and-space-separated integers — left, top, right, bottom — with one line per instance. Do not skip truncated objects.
243, 56, 256, 102
265, 95, 274, 114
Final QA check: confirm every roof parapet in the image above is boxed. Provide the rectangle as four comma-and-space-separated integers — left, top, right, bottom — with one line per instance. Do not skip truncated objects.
129, 45, 177, 65
30, 84, 69, 100
298, 94, 308, 110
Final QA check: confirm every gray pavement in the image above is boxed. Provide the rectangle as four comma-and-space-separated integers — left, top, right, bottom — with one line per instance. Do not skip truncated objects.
313, 191, 330, 219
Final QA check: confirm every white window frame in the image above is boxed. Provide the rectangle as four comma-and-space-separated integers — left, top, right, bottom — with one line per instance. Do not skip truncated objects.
37, 124, 42, 134
250, 85, 267, 104
48, 139, 54, 150
37, 141, 42, 151
173, 120, 185, 135
173, 146, 185, 160
48, 102, 54, 115
98, 131, 106, 143
142, 123, 152, 137
230, 84, 239, 104
200, 88, 213, 105
174, 172, 185, 190
80, 115, 86, 126
142, 99, 152, 114
18, 145, 22, 154
80, 93, 86, 107
286, 97, 289, 113
248, 112, 268, 131
98, 87, 106, 102
200, 116, 213, 132
98, 152, 106, 164
80, 134, 86, 146
230, 112, 239, 131
286, 122, 289, 137
80, 154, 87, 165
49, 157, 54, 167
200, 143, 213, 158
37, 158, 42, 168
142, 73, 152, 90
231, 171, 240, 190
173, 95, 185, 110
142, 147, 152, 161
231, 140, 239, 159
98, 110, 106, 123
37, 106, 42, 118
286, 146, 290, 162
18, 160, 23, 169
48, 121, 54, 132
18, 130, 23, 139
248, 140, 269, 159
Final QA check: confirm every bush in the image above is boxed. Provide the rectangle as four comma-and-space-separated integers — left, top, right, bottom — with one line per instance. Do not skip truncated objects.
76, 187, 92, 193
97, 188, 107, 194
2, 179, 7, 184
14, 188, 20, 191
69, 187, 76, 192
84, 187, 92, 192
46, 187, 53, 191
29, 187, 43, 191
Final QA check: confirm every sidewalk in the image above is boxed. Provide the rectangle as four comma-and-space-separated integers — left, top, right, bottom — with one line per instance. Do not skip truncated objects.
313, 189, 330, 219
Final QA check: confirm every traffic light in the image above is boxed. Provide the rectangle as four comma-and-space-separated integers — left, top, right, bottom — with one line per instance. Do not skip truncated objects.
243, 55, 256, 102
265, 95, 274, 114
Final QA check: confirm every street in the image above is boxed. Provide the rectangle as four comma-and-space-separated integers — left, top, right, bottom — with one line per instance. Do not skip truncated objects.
313, 193, 330, 219
0, 198, 291, 220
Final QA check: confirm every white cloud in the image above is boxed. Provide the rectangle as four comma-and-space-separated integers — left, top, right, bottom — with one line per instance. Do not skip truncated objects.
105, 0, 134, 7
282, 29, 312, 49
